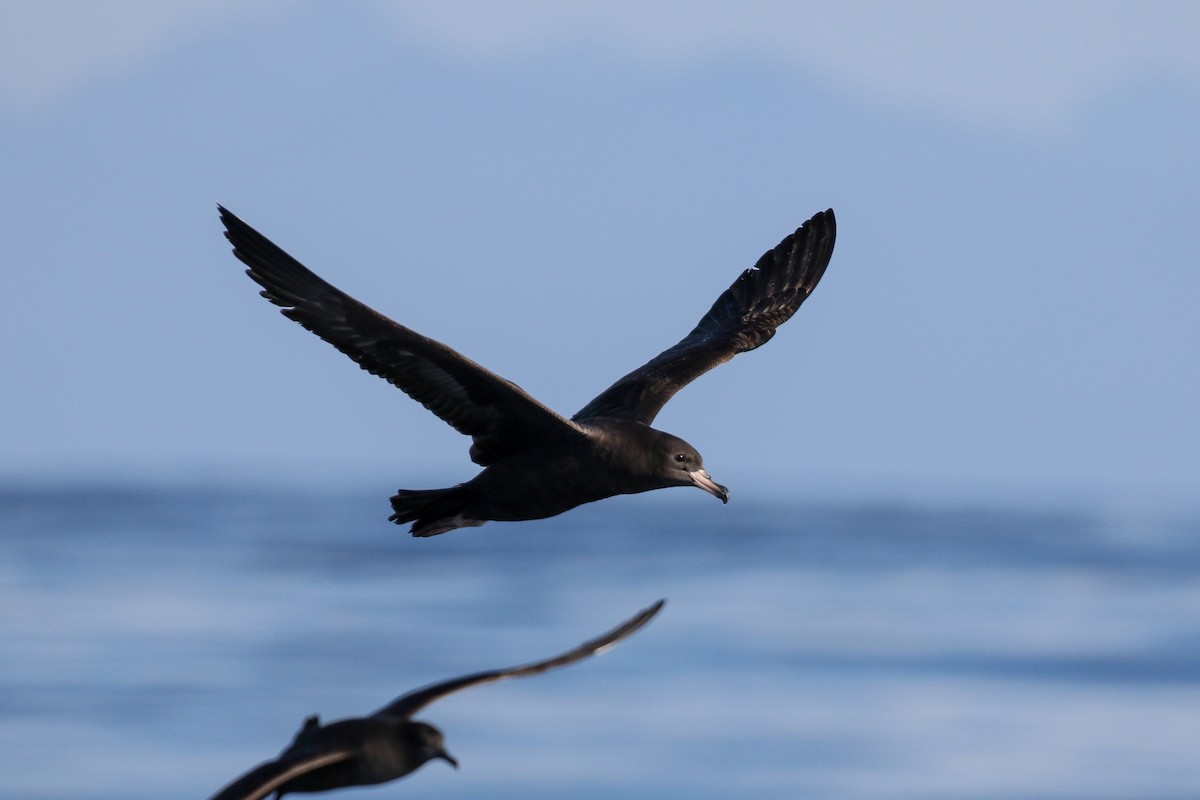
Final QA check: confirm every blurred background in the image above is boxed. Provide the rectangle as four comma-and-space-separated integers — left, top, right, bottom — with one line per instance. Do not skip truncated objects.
2, 2, 1198, 799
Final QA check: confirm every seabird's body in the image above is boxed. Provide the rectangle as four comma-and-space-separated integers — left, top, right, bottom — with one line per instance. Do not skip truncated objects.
392, 419, 718, 534
212, 717, 446, 800
219, 207, 836, 536
208, 600, 663, 800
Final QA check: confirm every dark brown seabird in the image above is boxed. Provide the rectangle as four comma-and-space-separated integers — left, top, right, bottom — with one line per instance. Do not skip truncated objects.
208, 599, 663, 800
219, 206, 836, 536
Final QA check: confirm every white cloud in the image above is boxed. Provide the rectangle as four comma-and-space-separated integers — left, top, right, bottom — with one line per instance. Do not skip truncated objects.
3, 0, 1198, 133
0, 0, 267, 113
376, 0, 1200, 133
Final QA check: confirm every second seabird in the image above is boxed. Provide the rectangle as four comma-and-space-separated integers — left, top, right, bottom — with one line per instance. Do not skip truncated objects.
207, 600, 664, 800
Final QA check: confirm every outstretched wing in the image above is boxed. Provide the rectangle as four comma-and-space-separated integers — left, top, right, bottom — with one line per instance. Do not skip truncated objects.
219, 206, 583, 465
374, 599, 665, 720
207, 750, 353, 800
574, 209, 836, 425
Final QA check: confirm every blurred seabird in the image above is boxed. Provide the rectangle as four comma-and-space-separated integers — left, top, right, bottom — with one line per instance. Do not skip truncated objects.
208, 599, 664, 800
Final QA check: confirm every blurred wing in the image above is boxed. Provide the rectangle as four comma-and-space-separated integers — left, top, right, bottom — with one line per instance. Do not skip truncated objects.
219, 206, 583, 465
574, 209, 836, 425
207, 751, 353, 800
374, 599, 665, 720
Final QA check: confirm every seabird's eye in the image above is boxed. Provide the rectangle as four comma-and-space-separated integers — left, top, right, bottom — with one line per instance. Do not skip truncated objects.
674, 453, 686, 463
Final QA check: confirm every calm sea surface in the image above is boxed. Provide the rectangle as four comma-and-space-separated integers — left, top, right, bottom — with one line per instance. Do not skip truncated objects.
3, 483, 1198, 799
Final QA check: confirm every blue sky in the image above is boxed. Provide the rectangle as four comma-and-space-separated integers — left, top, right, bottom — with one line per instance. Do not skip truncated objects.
2, 2, 1197, 510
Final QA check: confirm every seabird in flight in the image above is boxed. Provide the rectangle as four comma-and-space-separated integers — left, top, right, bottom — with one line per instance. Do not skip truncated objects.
219, 206, 836, 536
207, 599, 663, 800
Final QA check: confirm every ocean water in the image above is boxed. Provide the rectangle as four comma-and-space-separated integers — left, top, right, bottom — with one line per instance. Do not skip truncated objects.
2, 483, 1198, 800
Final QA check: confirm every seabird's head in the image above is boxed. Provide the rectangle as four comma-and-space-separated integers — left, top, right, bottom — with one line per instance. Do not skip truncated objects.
409, 721, 458, 770
655, 432, 729, 504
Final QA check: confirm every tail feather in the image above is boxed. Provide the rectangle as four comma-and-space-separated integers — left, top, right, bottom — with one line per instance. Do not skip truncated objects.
389, 486, 483, 537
